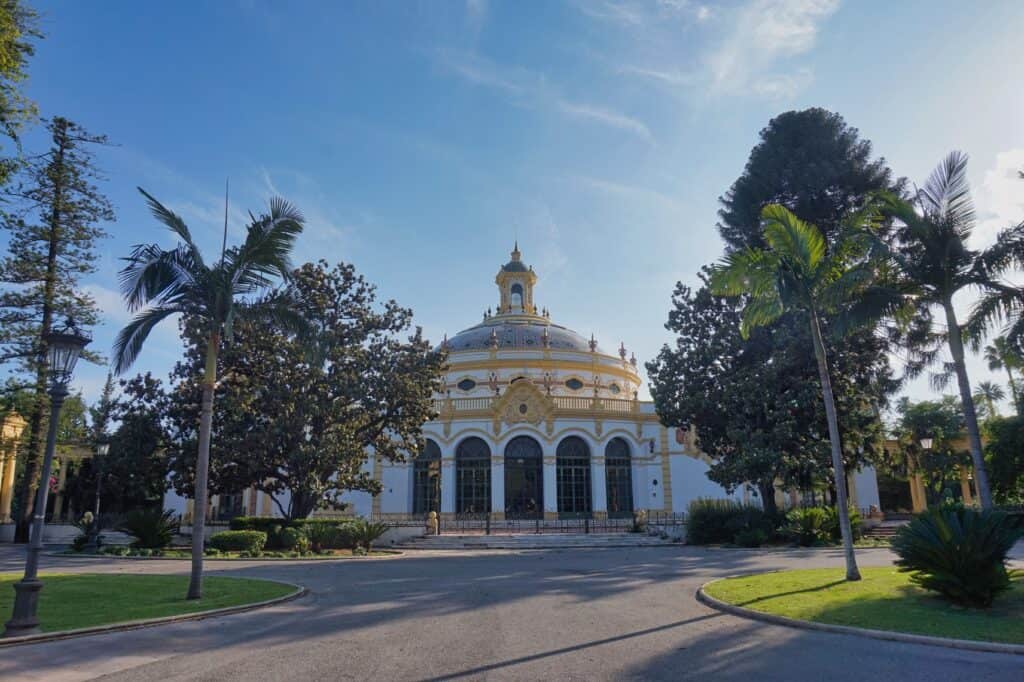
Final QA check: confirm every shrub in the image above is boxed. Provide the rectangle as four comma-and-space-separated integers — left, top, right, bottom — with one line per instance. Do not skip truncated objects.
304, 523, 350, 552
209, 530, 267, 555
733, 528, 768, 547
892, 508, 1023, 608
119, 508, 180, 549
783, 507, 829, 546
821, 506, 863, 543
278, 526, 310, 553
346, 519, 389, 551
686, 498, 771, 545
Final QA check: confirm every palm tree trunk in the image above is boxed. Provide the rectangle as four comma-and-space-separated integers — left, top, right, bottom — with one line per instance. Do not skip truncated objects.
942, 301, 993, 509
1006, 366, 1021, 415
188, 333, 219, 600
809, 312, 861, 581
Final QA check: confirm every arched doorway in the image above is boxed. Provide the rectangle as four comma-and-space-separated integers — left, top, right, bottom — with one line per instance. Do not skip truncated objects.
605, 437, 633, 518
455, 437, 491, 514
412, 439, 441, 515
556, 436, 592, 518
504, 436, 543, 519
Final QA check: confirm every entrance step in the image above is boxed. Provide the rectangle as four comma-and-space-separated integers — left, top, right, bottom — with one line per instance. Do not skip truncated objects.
396, 532, 677, 550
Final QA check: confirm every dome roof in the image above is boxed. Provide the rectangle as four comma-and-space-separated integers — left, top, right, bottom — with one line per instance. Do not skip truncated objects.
444, 319, 599, 353
501, 260, 530, 273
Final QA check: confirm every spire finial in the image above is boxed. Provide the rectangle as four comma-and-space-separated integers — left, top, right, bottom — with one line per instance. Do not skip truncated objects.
511, 241, 521, 262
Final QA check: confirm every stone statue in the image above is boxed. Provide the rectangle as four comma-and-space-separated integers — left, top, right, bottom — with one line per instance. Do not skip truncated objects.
426, 511, 439, 535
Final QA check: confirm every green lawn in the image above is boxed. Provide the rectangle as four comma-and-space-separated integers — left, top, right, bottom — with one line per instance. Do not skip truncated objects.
704, 567, 1024, 645
0, 573, 296, 633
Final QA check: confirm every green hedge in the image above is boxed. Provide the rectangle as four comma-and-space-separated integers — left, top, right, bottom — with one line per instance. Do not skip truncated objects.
228, 516, 356, 550
209, 530, 267, 554
686, 498, 775, 545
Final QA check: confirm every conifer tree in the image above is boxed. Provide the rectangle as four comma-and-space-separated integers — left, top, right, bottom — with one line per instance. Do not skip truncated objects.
0, 116, 112, 540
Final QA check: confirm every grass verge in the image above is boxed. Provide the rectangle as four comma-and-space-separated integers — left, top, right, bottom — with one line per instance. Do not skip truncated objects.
0, 573, 295, 633
704, 567, 1024, 645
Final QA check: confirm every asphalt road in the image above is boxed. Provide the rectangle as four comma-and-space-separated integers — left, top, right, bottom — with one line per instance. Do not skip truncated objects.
0, 544, 1020, 681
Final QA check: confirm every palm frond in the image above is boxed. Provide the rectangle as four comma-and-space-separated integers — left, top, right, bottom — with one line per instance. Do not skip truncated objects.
118, 243, 201, 312
137, 188, 206, 269
739, 296, 785, 339
112, 306, 182, 374
708, 249, 777, 297
760, 204, 826, 274
229, 197, 305, 286
966, 284, 1023, 347
918, 151, 975, 233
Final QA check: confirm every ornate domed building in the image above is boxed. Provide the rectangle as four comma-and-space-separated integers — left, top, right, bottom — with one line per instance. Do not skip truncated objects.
358, 244, 774, 522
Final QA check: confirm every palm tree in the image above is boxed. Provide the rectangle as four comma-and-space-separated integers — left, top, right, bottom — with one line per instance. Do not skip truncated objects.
869, 151, 994, 509
114, 188, 304, 599
983, 338, 1021, 413
710, 203, 875, 581
972, 381, 1005, 420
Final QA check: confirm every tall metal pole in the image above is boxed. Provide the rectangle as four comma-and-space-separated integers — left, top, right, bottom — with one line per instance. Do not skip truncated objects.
4, 384, 67, 637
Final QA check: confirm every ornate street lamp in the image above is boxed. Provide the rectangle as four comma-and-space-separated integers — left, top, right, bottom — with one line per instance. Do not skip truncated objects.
85, 440, 110, 554
919, 437, 934, 451
4, 318, 91, 637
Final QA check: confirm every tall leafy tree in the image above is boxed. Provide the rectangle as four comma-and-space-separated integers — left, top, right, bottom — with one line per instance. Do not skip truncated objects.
984, 415, 1024, 504
648, 270, 885, 514
113, 189, 305, 600
982, 338, 1021, 413
165, 261, 444, 520
972, 381, 1005, 420
869, 152, 995, 508
711, 204, 880, 581
0, 0, 40, 184
0, 117, 112, 540
891, 396, 971, 505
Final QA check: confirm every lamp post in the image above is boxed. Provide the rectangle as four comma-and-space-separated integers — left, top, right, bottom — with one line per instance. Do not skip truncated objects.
4, 318, 90, 637
85, 440, 110, 553
919, 437, 934, 451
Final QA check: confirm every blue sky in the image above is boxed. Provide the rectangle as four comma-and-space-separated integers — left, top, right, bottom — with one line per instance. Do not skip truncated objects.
17, 0, 1024, 412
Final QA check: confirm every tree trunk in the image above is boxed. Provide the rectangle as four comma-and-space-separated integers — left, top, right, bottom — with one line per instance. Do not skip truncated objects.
188, 334, 219, 600
809, 312, 861, 581
758, 480, 778, 517
942, 300, 993, 509
1006, 366, 1021, 415
14, 131, 69, 543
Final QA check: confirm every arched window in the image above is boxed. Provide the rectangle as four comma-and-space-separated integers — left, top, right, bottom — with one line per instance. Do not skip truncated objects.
510, 282, 524, 308
504, 436, 543, 519
605, 438, 633, 518
413, 440, 441, 515
556, 436, 591, 518
455, 437, 491, 514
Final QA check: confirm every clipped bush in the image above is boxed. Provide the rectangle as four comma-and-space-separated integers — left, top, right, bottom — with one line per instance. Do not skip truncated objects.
733, 528, 768, 547
346, 519, 389, 551
783, 507, 829, 546
209, 530, 267, 555
893, 508, 1023, 608
279, 526, 310, 553
304, 522, 350, 552
119, 508, 180, 549
686, 498, 770, 545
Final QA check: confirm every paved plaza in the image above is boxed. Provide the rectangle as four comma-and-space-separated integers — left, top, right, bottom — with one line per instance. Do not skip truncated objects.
0, 545, 1021, 681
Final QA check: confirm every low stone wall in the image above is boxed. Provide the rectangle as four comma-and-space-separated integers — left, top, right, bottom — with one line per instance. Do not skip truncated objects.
378, 525, 424, 546
648, 522, 685, 542
0, 523, 134, 545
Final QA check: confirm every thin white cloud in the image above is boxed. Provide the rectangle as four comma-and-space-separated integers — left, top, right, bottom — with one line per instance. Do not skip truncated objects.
974, 148, 1024, 248
591, 0, 838, 100
705, 0, 838, 96
553, 100, 652, 140
434, 49, 652, 142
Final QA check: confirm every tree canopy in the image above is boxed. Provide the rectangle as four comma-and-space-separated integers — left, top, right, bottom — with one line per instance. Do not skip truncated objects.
164, 260, 445, 520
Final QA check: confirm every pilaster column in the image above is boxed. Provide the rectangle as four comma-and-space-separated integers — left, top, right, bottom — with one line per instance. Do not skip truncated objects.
0, 445, 15, 523
591, 455, 607, 519
440, 458, 456, 515
53, 459, 69, 520
490, 456, 505, 518
543, 455, 557, 520
959, 467, 974, 506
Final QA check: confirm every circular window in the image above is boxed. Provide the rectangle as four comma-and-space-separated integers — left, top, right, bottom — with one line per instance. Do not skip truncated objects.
565, 378, 584, 391
609, 383, 621, 395
518, 403, 528, 414
457, 378, 477, 391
